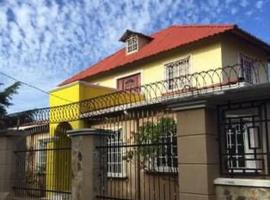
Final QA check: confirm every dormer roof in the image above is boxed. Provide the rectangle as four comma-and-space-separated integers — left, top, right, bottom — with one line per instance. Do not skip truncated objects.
119, 29, 153, 42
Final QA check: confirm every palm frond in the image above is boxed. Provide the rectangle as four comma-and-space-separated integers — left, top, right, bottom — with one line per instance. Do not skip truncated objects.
0, 82, 21, 107
3, 82, 21, 98
0, 82, 21, 120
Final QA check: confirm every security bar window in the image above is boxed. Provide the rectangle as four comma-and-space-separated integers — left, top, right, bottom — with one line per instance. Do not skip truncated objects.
165, 56, 190, 90
144, 118, 178, 173
240, 54, 255, 84
154, 134, 178, 173
107, 128, 126, 177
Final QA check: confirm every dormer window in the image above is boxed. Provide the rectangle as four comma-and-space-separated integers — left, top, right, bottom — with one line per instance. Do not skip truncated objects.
126, 35, 139, 54
119, 29, 153, 55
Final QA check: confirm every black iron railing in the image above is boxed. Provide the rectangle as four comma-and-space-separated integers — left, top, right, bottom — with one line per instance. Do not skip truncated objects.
8, 63, 269, 125
95, 109, 179, 200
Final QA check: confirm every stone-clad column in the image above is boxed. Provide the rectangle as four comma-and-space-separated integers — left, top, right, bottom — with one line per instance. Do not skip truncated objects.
67, 129, 108, 200
177, 107, 219, 200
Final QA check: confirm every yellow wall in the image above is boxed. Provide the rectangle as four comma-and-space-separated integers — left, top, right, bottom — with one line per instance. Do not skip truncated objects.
49, 81, 116, 106
86, 40, 222, 88
80, 36, 268, 91
47, 82, 115, 195
49, 81, 116, 129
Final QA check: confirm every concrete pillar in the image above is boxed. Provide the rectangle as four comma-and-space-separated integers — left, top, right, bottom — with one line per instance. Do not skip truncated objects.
67, 128, 108, 200
0, 133, 24, 200
177, 107, 219, 200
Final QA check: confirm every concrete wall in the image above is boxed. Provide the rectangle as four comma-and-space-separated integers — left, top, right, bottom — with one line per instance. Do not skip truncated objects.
177, 107, 219, 200
0, 134, 25, 200
68, 129, 108, 200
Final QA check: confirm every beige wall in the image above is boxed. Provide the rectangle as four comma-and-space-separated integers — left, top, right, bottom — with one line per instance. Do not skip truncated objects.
177, 108, 219, 200
221, 35, 268, 67
221, 35, 269, 83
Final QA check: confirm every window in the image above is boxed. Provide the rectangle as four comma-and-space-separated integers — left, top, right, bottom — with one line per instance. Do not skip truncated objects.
165, 56, 190, 90
107, 128, 126, 177
143, 118, 178, 173
37, 140, 47, 173
240, 54, 255, 84
126, 35, 138, 54
117, 73, 141, 91
153, 134, 178, 173
224, 108, 262, 173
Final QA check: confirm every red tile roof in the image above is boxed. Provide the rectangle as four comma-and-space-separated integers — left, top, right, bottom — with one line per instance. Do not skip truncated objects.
59, 24, 268, 86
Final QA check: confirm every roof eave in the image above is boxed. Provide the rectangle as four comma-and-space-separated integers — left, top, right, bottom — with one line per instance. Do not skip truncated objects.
231, 27, 270, 55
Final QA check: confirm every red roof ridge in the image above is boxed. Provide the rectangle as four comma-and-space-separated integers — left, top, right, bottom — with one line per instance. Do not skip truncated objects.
170, 23, 236, 28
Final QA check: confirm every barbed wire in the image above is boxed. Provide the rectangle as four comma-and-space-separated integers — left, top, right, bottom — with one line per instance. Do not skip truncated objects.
8, 62, 269, 125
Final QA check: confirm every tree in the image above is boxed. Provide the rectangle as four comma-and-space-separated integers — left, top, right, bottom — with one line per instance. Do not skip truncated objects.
0, 82, 21, 128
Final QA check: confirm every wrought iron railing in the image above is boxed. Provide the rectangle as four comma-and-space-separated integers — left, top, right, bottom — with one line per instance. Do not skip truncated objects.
95, 109, 178, 200
8, 63, 269, 125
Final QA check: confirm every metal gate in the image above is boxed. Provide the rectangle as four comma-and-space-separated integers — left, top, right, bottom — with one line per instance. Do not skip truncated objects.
12, 124, 72, 200
93, 107, 179, 200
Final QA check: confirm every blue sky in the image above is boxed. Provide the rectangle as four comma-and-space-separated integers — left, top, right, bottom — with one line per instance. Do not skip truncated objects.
0, 0, 269, 113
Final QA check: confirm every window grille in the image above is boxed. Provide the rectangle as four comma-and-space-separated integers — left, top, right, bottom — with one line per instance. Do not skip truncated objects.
107, 129, 126, 177
240, 54, 256, 84
152, 134, 178, 173
165, 56, 190, 90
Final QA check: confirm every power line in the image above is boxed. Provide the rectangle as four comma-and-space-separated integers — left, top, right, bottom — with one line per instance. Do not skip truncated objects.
0, 70, 73, 103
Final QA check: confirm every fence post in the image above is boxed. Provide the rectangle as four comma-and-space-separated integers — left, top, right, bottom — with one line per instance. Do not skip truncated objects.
67, 128, 108, 200
0, 131, 25, 200
176, 106, 219, 200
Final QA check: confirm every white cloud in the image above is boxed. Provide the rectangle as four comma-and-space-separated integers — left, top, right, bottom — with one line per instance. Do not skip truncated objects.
256, 1, 264, 9
240, 0, 249, 7
0, 0, 268, 112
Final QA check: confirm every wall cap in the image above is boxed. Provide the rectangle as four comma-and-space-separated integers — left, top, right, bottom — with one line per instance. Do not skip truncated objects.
214, 178, 270, 188
67, 128, 113, 137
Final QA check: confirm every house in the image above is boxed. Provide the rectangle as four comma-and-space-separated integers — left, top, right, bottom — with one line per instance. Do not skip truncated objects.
5, 24, 270, 200
49, 24, 270, 127
48, 24, 270, 200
